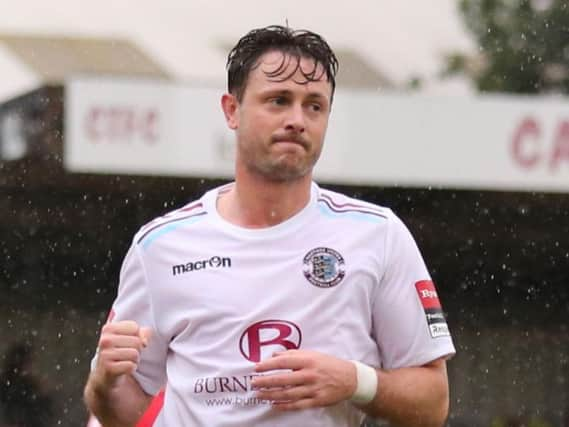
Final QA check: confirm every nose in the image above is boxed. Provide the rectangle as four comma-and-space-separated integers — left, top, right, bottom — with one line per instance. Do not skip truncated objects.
284, 104, 306, 133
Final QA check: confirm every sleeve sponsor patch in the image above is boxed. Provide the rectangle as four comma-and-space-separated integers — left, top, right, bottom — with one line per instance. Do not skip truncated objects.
415, 280, 450, 338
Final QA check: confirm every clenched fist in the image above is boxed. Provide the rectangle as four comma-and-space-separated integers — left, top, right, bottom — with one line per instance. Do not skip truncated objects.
92, 320, 153, 390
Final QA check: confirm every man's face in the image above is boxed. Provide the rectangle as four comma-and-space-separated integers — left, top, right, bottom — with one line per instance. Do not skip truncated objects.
223, 50, 333, 182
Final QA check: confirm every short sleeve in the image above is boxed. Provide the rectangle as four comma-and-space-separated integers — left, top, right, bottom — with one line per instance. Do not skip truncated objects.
92, 240, 168, 395
372, 213, 455, 370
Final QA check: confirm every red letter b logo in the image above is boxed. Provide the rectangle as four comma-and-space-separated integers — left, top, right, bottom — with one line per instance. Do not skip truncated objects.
239, 320, 302, 362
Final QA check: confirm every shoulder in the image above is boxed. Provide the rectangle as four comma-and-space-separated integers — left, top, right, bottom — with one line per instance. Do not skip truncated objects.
133, 198, 208, 247
316, 187, 394, 223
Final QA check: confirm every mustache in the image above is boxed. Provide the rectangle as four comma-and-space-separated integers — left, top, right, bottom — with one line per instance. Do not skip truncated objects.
271, 133, 308, 148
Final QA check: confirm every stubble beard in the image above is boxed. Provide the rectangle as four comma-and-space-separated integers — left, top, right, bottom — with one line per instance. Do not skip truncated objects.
242, 144, 321, 183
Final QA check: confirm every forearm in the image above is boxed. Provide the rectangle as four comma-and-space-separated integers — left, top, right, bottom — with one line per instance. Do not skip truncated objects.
361, 359, 449, 427
84, 372, 152, 427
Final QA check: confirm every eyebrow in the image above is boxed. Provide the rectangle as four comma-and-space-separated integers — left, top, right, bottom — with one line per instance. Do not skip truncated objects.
262, 89, 329, 101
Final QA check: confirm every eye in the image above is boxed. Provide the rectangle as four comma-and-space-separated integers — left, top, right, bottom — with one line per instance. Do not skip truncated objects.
306, 101, 325, 113
270, 96, 288, 106
309, 103, 322, 112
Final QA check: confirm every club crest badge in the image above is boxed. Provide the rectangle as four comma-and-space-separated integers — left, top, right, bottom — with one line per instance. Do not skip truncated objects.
303, 247, 346, 288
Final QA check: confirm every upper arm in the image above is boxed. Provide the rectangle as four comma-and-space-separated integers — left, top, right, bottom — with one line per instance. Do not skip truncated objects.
102, 242, 168, 395
372, 214, 456, 370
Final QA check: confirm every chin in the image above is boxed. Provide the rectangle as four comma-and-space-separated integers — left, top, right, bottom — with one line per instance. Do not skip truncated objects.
263, 165, 311, 182
247, 155, 315, 182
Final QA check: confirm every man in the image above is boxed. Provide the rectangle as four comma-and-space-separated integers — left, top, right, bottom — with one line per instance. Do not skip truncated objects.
84, 25, 455, 426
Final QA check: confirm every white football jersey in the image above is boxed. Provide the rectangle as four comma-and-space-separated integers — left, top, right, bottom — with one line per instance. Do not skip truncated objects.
106, 182, 455, 427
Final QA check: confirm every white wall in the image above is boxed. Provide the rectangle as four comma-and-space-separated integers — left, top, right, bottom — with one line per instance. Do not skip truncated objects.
65, 77, 569, 193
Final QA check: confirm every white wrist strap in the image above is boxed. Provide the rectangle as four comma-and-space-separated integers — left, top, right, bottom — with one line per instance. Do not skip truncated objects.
349, 360, 378, 405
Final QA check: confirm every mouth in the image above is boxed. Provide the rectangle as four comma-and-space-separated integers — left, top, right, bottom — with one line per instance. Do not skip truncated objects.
272, 136, 308, 149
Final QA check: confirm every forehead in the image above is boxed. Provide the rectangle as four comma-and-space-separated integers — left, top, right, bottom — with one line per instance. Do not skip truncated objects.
247, 50, 332, 93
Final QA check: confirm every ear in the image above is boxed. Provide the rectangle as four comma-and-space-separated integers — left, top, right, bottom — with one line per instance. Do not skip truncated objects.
221, 93, 239, 130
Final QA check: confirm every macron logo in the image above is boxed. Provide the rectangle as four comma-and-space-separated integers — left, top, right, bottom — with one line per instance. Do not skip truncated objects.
172, 256, 232, 276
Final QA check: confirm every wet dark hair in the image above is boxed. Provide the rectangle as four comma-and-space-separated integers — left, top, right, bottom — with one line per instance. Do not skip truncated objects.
226, 25, 339, 102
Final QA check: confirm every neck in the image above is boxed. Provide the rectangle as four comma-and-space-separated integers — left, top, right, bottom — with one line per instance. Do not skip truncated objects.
218, 169, 313, 228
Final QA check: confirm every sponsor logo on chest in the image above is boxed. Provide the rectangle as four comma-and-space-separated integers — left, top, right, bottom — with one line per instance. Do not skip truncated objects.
192, 319, 302, 407
172, 256, 232, 276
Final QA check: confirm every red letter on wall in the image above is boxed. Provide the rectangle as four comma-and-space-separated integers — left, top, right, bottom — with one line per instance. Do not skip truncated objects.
511, 117, 541, 169
550, 120, 569, 171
